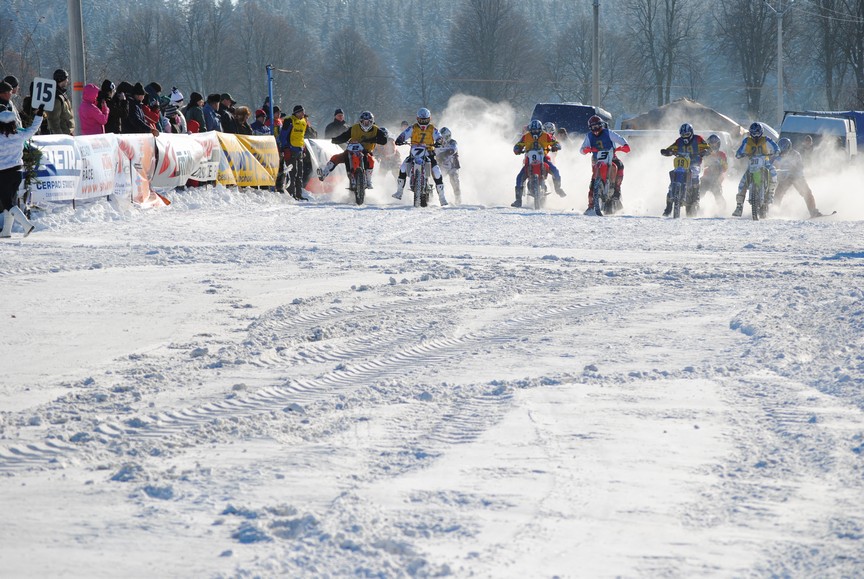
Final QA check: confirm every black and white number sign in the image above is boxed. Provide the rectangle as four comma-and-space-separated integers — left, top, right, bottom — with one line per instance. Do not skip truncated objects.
32, 77, 57, 112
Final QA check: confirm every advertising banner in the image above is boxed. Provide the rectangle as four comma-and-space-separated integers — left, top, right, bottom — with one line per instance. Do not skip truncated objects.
151, 134, 206, 189
29, 135, 80, 204
190, 132, 220, 183
116, 134, 157, 203
233, 135, 279, 186
75, 134, 118, 200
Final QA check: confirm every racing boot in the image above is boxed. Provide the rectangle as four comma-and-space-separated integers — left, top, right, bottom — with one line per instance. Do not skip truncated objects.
392, 177, 405, 200
511, 186, 523, 208
732, 204, 743, 217
662, 192, 673, 217
317, 161, 335, 181
10, 206, 34, 237
365, 169, 374, 189
0, 210, 12, 238
554, 180, 566, 198
436, 183, 448, 206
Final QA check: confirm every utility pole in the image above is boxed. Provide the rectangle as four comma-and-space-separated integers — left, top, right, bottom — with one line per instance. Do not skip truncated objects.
67, 0, 86, 135
592, 0, 600, 106
766, 0, 795, 127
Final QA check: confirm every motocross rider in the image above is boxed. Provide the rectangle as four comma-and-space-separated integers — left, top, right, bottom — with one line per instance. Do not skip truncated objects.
732, 122, 779, 217
659, 123, 711, 216
435, 127, 462, 204
579, 115, 630, 214
392, 107, 448, 206
317, 111, 389, 188
511, 119, 565, 208
773, 137, 823, 217
700, 134, 728, 212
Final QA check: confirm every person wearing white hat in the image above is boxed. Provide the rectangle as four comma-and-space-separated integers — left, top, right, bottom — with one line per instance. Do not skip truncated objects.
0, 105, 44, 237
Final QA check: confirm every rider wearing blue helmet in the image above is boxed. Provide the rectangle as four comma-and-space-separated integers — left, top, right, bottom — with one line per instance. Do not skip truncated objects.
732, 122, 779, 217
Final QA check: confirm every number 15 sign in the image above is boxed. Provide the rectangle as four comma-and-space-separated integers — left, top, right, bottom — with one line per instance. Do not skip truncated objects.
32, 77, 57, 112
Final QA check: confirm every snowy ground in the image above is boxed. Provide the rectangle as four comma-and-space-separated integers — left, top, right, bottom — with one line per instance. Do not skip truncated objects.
1, 161, 863, 578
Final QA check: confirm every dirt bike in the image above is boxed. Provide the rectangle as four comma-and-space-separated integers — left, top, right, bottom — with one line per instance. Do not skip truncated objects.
663, 151, 700, 218
523, 144, 550, 210
344, 142, 368, 205
408, 144, 434, 207
744, 154, 770, 221
588, 147, 621, 216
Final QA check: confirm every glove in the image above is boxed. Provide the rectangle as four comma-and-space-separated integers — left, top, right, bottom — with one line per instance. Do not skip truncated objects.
514, 145, 525, 155
551, 143, 561, 152
35, 104, 45, 117
660, 148, 671, 156
379, 127, 389, 138
330, 138, 338, 144
395, 137, 405, 146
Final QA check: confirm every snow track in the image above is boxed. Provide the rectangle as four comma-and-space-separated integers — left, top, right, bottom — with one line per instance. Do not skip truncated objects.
1, 190, 862, 577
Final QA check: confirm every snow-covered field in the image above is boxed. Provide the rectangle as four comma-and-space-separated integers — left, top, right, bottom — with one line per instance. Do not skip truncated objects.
2, 96, 864, 577
1, 182, 862, 578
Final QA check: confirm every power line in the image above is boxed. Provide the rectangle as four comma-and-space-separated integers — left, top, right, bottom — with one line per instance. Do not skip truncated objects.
796, 0, 864, 23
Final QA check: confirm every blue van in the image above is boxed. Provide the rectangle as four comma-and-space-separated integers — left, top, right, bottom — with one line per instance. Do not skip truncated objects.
530, 103, 613, 136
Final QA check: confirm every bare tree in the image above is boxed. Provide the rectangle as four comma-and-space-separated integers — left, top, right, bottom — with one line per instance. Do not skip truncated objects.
838, 0, 864, 107
715, 0, 777, 118
545, 16, 629, 108
166, 0, 233, 93
321, 28, 395, 118
231, 1, 319, 109
445, 0, 539, 104
625, 0, 696, 106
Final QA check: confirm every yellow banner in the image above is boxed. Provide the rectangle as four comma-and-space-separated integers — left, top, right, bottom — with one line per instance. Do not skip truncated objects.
217, 133, 277, 187
235, 135, 279, 182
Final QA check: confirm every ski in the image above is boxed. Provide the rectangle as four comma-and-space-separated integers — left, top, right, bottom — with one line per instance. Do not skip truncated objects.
811, 210, 837, 219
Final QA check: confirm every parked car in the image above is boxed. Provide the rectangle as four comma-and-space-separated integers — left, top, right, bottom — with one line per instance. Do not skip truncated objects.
530, 103, 612, 137
780, 112, 858, 157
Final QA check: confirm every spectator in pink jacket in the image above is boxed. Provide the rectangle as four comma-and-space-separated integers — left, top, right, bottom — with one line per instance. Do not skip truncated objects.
78, 83, 109, 135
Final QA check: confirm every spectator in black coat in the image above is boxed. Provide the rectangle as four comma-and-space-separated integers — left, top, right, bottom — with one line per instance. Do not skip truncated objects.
218, 93, 237, 133
124, 83, 158, 135
106, 81, 132, 134
325, 108, 348, 138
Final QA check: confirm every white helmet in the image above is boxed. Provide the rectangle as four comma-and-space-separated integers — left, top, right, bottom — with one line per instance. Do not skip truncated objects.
416, 107, 431, 128
439, 127, 452, 143
543, 121, 555, 134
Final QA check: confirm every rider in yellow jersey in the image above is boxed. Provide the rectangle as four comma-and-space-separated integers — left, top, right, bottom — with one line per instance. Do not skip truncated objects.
391, 107, 448, 206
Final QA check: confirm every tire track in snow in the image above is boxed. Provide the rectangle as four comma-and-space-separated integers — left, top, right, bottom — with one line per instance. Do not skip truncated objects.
0, 285, 666, 473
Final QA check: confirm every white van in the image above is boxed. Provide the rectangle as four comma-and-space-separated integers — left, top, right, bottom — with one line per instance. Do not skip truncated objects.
780, 112, 858, 157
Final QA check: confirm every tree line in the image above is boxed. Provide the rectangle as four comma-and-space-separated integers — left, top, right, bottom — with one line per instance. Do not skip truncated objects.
2, 0, 864, 126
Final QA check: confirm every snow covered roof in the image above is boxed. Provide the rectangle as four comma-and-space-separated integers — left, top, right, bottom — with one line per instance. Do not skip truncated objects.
620, 98, 745, 136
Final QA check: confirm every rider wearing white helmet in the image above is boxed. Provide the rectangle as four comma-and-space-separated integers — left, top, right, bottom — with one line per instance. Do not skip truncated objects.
317, 110, 389, 188
435, 126, 462, 204
392, 107, 449, 206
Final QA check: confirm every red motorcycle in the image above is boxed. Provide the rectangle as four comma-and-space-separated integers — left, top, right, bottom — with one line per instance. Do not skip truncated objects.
523, 143, 550, 209
344, 142, 369, 205
587, 147, 624, 216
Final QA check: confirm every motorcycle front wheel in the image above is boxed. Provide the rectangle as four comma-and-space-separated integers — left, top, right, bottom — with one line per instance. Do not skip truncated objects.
353, 168, 366, 205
